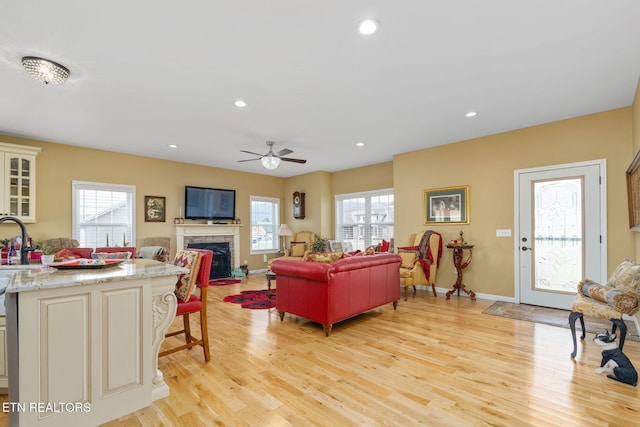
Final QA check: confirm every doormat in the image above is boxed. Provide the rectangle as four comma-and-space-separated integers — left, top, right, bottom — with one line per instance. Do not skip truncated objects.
482, 301, 639, 342
209, 278, 242, 286
223, 289, 276, 309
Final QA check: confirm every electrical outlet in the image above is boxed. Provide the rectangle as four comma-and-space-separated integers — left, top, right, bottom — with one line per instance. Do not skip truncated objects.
496, 229, 512, 237
263, 254, 268, 262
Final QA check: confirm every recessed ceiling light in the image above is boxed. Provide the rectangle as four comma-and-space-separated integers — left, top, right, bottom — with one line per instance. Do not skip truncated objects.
358, 19, 379, 35
465, 111, 478, 118
168, 144, 178, 148
356, 142, 365, 147
234, 100, 247, 108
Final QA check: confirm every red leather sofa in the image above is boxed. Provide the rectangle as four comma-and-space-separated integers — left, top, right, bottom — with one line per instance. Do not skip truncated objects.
271, 253, 401, 336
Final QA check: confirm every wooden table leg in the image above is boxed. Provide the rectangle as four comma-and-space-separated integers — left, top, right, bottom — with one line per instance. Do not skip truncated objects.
445, 246, 476, 301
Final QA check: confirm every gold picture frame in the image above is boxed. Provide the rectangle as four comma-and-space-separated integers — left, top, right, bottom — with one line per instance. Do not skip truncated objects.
626, 150, 640, 230
144, 196, 166, 222
423, 186, 470, 225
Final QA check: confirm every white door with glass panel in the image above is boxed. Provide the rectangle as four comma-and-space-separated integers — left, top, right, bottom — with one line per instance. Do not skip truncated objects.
516, 160, 606, 310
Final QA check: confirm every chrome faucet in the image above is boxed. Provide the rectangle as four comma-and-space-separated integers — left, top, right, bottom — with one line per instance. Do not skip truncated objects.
0, 216, 29, 265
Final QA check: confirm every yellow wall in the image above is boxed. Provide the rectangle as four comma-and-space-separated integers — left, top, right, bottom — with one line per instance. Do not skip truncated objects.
0, 135, 284, 270
394, 107, 634, 297
282, 171, 331, 238
331, 162, 394, 195
632, 77, 640, 258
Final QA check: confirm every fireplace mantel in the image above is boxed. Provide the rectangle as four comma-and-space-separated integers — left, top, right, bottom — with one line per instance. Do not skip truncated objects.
175, 224, 242, 268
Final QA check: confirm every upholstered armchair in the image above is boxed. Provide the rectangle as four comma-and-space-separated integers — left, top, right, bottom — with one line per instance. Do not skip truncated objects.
267, 231, 316, 269
569, 258, 640, 357
398, 231, 443, 300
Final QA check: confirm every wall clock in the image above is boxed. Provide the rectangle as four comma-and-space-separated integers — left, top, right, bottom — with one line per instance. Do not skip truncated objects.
293, 191, 305, 219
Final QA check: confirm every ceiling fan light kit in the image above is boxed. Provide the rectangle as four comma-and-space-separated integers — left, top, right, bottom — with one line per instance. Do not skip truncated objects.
261, 155, 281, 170
239, 141, 307, 170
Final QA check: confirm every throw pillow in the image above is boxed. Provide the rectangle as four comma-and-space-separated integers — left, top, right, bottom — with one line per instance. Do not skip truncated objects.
173, 250, 202, 302
606, 258, 640, 292
290, 242, 306, 257
398, 250, 418, 269
92, 251, 132, 260
307, 251, 344, 263
380, 239, 390, 252
364, 246, 376, 255
578, 279, 640, 316
341, 241, 354, 253
328, 240, 343, 252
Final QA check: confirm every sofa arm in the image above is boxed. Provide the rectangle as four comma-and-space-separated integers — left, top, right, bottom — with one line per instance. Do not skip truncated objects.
271, 259, 331, 282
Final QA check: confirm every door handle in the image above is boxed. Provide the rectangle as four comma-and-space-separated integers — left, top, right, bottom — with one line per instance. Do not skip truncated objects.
521, 246, 531, 251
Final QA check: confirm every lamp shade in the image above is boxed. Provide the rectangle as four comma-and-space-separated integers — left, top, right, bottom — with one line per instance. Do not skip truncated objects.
278, 224, 292, 236
261, 155, 281, 170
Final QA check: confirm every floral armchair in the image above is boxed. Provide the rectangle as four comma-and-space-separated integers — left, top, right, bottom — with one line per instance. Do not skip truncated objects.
267, 231, 316, 269
398, 231, 443, 300
569, 258, 640, 357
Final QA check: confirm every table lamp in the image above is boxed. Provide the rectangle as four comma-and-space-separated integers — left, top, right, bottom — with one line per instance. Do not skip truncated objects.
278, 224, 292, 254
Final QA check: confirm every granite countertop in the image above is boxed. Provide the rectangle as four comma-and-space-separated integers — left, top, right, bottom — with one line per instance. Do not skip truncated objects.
2, 259, 188, 294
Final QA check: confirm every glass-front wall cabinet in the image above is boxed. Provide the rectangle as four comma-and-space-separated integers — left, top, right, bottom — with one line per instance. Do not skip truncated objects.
0, 143, 41, 223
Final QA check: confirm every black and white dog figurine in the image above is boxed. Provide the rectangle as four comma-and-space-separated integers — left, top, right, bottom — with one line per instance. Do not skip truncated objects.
593, 330, 637, 387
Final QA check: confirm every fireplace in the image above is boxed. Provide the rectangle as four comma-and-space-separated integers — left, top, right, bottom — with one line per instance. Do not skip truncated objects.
175, 224, 241, 271
188, 242, 231, 279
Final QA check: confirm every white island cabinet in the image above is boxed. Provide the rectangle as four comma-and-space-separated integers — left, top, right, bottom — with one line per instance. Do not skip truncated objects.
3, 259, 186, 427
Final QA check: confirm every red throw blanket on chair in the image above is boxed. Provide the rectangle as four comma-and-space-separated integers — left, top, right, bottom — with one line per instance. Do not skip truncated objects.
416, 231, 442, 279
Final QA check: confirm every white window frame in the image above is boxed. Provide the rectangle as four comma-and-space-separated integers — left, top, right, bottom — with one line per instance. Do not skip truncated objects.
72, 180, 136, 248
250, 195, 280, 255
335, 188, 394, 251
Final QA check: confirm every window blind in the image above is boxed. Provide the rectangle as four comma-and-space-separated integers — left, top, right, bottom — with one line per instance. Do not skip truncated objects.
72, 181, 136, 248
250, 195, 280, 253
335, 188, 394, 251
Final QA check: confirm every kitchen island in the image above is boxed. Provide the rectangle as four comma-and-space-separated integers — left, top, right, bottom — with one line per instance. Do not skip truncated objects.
3, 259, 186, 427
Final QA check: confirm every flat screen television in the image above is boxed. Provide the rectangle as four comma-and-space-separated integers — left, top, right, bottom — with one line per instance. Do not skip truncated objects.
185, 186, 236, 221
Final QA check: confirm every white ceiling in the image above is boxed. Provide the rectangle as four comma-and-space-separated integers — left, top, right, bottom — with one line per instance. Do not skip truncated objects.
1, 1, 640, 177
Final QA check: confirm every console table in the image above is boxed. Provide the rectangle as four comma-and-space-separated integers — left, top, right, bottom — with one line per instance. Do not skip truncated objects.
445, 244, 476, 300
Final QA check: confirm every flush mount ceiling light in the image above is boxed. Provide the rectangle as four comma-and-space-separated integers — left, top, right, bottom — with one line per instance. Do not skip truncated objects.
465, 111, 478, 117
234, 100, 247, 108
21, 56, 70, 85
358, 19, 379, 35
356, 142, 365, 147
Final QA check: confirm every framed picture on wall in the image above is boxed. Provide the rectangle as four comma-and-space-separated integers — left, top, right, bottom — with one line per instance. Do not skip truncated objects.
423, 186, 470, 224
627, 150, 640, 230
144, 196, 166, 222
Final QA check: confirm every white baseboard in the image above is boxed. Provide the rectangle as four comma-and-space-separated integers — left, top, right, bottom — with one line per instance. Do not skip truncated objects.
433, 286, 516, 303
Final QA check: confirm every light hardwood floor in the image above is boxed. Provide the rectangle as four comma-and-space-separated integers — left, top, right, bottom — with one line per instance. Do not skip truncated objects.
2, 274, 639, 426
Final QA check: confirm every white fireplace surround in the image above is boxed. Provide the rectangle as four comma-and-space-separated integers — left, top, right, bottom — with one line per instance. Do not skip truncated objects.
175, 224, 242, 268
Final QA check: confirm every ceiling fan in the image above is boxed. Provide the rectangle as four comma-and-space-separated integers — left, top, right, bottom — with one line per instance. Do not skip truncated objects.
238, 141, 307, 170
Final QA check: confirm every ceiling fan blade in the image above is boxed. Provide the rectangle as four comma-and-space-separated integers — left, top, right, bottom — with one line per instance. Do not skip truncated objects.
280, 157, 307, 164
237, 158, 261, 162
276, 148, 293, 157
240, 150, 265, 157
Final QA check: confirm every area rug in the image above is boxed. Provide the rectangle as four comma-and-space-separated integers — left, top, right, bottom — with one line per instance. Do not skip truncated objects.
209, 278, 242, 286
483, 301, 638, 342
223, 289, 276, 309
